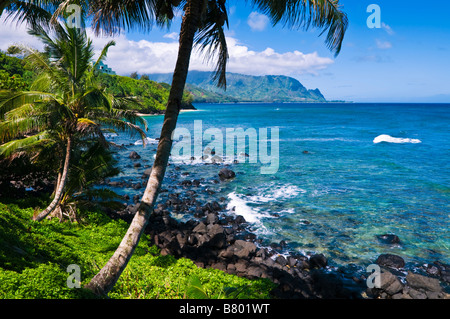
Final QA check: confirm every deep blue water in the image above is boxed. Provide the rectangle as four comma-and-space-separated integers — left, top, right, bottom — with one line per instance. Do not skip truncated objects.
107, 103, 450, 267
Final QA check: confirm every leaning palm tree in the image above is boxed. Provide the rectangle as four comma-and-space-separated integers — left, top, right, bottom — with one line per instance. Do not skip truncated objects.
83, 0, 348, 295
0, 20, 147, 221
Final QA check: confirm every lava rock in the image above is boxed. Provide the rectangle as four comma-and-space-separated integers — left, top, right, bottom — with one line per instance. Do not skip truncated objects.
230, 240, 257, 259
406, 272, 443, 293
309, 254, 328, 269
376, 234, 401, 245
218, 168, 236, 181
129, 151, 141, 159
379, 271, 404, 295
376, 254, 405, 269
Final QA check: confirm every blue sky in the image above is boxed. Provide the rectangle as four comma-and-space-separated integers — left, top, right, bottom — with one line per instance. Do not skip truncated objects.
125, 0, 450, 102
1, 0, 449, 102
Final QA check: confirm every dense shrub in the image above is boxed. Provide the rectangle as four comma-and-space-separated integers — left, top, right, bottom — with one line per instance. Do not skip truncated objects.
0, 200, 274, 299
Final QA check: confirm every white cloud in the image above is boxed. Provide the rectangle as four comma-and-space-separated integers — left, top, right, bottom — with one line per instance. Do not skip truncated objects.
376, 39, 392, 50
163, 32, 178, 40
0, 17, 334, 77
223, 37, 334, 76
0, 16, 44, 51
94, 35, 333, 76
247, 12, 270, 32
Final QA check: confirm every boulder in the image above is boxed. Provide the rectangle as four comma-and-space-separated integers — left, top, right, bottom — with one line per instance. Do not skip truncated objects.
218, 168, 236, 181
376, 254, 405, 269
309, 254, 328, 269
207, 224, 227, 249
406, 272, 443, 293
275, 255, 287, 267
231, 240, 257, 259
129, 151, 141, 159
206, 213, 219, 225
379, 271, 404, 295
376, 234, 401, 245
192, 222, 207, 234
233, 215, 246, 224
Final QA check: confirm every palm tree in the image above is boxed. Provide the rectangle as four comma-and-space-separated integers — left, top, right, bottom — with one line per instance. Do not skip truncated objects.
83, 0, 348, 295
0, 20, 148, 221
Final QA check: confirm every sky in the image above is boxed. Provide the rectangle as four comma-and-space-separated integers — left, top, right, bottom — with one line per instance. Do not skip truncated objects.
1, 0, 449, 102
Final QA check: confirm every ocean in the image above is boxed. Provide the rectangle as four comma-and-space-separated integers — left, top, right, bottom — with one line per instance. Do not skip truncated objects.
105, 103, 450, 268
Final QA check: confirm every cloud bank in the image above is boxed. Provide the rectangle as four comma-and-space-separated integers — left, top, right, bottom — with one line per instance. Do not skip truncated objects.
0, 16, 334, 77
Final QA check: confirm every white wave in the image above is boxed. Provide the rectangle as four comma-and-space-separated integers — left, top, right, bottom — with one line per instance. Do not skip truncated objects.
226, 192, 272, 224
104, 133, 119, 138
134, 137, 159, 145
226, 184, 305, 224
247, 183, 306, 203
373, 134, 421, 144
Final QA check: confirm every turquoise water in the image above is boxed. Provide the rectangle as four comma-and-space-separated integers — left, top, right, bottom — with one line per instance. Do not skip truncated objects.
108, 103, 450, 267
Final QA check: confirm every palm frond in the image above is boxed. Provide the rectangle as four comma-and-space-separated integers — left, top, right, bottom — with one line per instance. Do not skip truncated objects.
250, 0, 348, 56
0, 114, 51, 143
0, 131, 52, 158
92, 40, 116, 72
1, 0, 58, 31
88, 0, 158, 35
109, 107, 148, 131
77, 86, 112, 113
0, 90, 60, 117
95, 117, 147, 142
195, 0, 229, 89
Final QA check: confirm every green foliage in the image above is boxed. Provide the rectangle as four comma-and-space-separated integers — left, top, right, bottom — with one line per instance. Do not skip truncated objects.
97, 73, 195, 114
0, 199, 275, 299
148, 71, 327, 103
0, 51, 33, 85
0, 263, 95, 299
0, 70, 27, 91
109, 255, 274, 299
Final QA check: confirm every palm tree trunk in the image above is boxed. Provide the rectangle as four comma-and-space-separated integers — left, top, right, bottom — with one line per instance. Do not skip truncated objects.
52, 157, 64, 197
34, 137, 72, 221
85, 0, 202, 296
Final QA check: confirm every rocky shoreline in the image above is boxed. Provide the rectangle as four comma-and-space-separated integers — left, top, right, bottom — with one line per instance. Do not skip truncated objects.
4, 152, 449, 299
106, 160, 450, 299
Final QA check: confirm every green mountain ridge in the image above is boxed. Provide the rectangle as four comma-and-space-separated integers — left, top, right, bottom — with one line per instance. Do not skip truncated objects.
147, 71, 327, 103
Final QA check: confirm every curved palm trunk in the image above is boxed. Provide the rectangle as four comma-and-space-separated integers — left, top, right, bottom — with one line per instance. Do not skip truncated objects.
34, 137, 72, 222
85, 0, 202, 296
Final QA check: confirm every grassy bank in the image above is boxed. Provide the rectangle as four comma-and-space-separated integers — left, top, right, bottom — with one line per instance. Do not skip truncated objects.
0, 197, 275, 299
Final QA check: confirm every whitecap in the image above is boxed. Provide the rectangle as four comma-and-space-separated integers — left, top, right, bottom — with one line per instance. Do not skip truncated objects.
246, 183, 306, 203
226, 192, 272, 224
373, 134, 421, 144
134, 137, 159, 145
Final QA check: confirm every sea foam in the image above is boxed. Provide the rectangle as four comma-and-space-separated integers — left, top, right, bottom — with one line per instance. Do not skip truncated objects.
226, 192, 270, 224
373, 134, 421, 144
226, 183, 304, 224
134, 137, 159, 145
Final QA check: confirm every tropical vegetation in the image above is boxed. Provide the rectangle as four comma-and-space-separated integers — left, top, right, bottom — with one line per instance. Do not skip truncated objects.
0, 0, 348, 298
0, 21, 147, 222
0, 199, 275, 299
